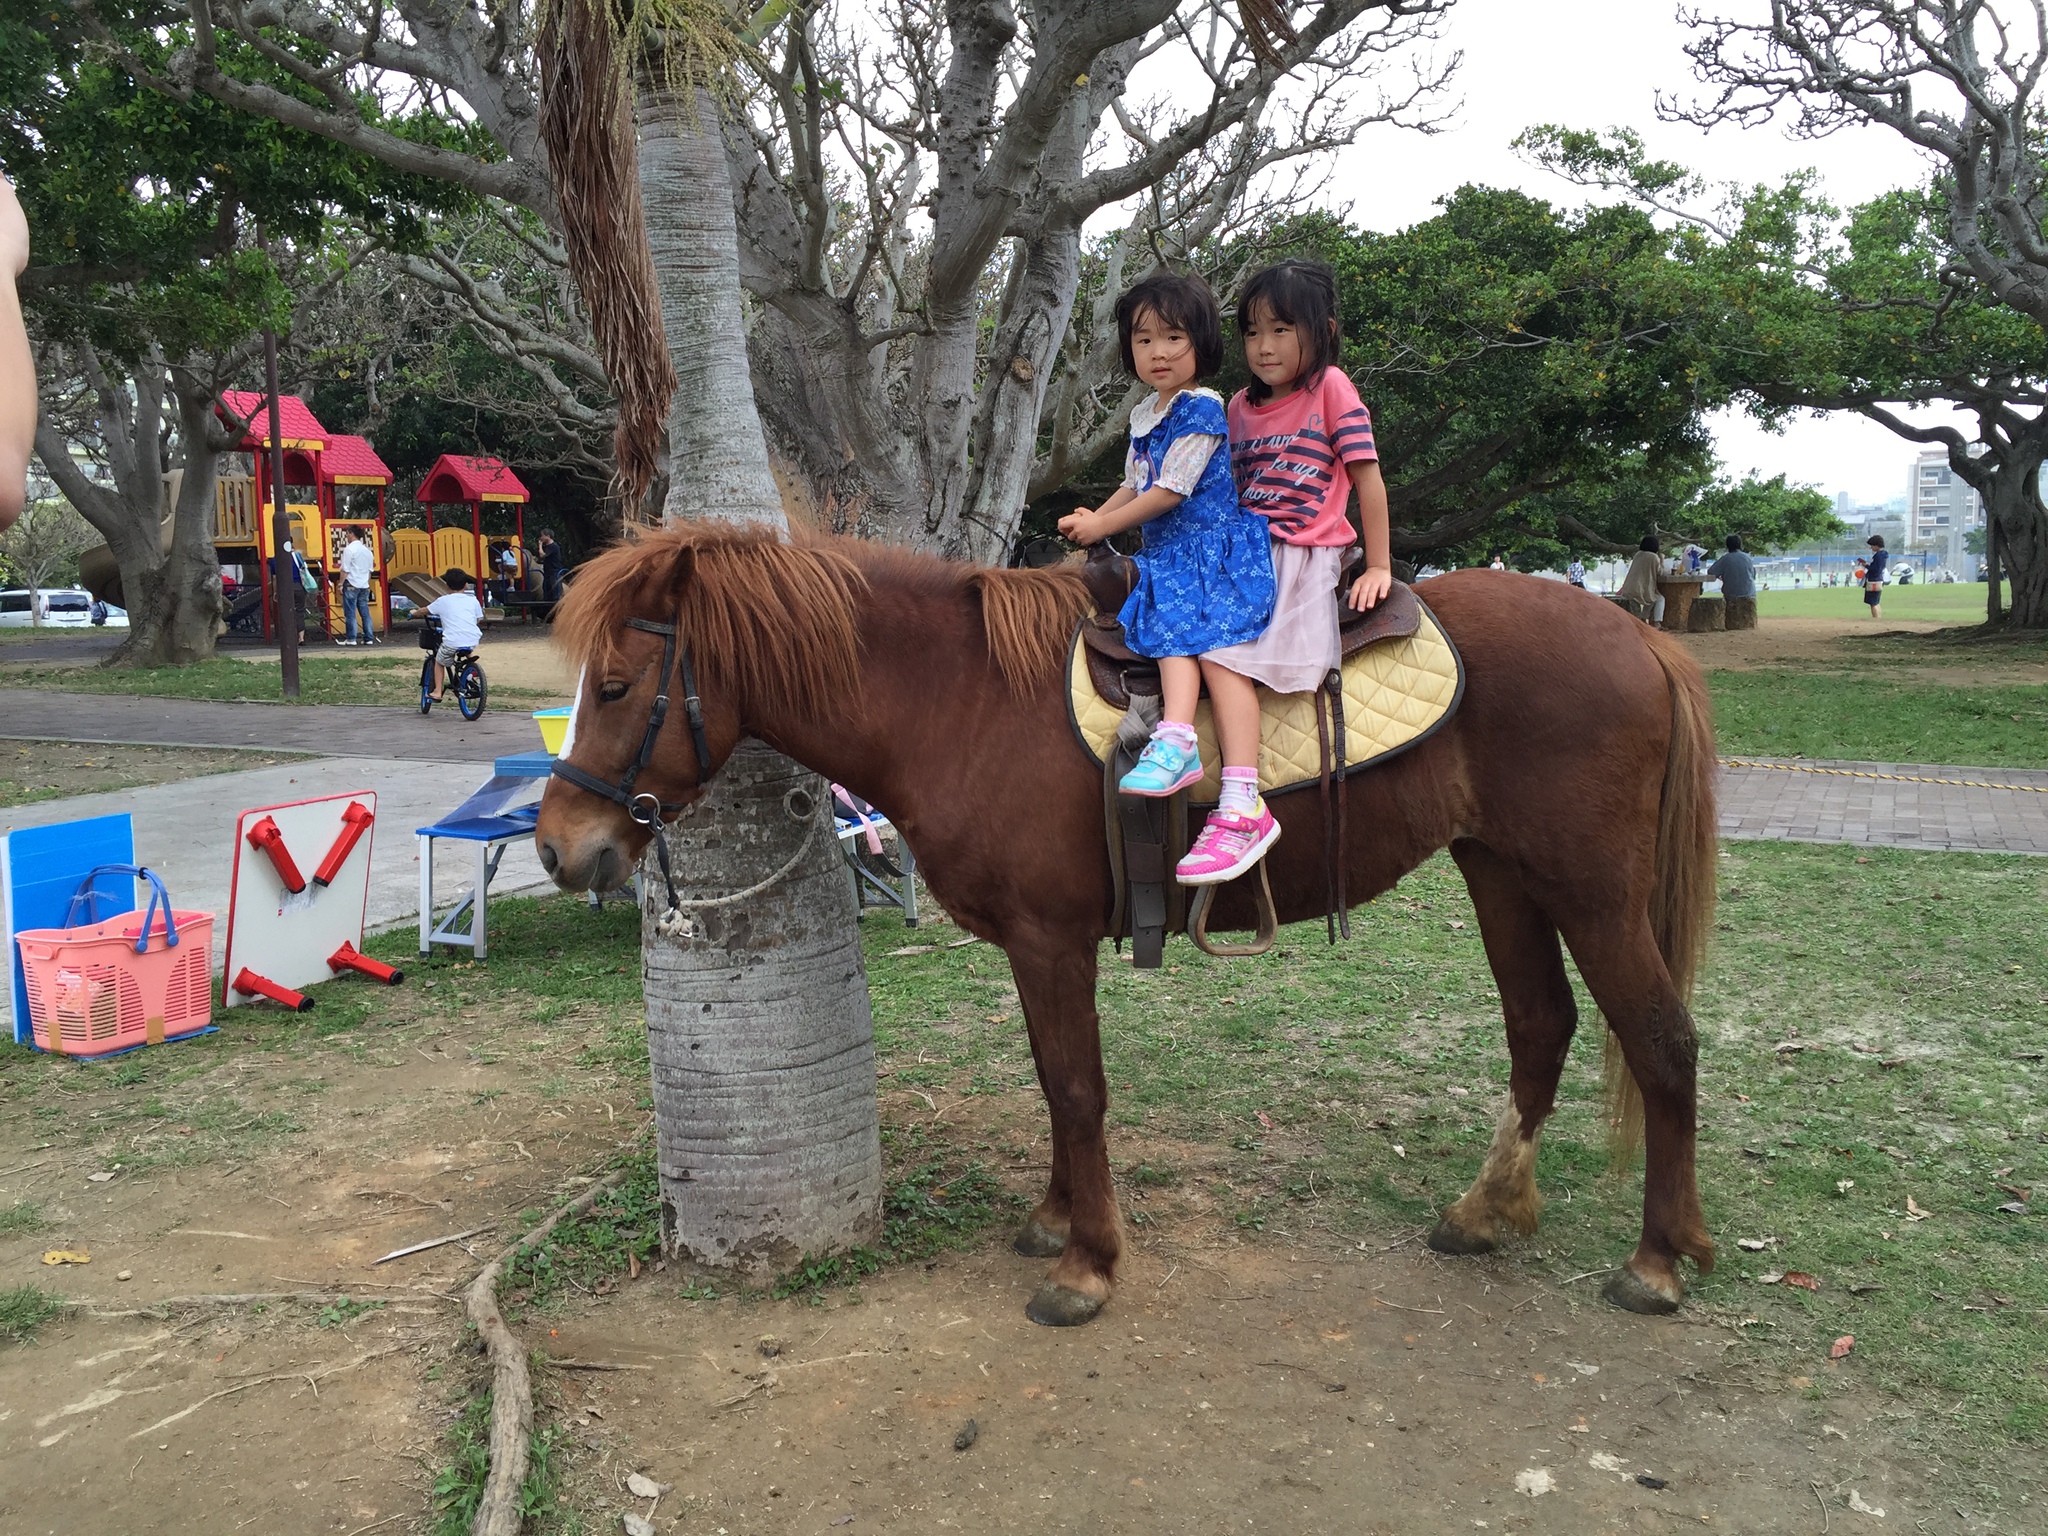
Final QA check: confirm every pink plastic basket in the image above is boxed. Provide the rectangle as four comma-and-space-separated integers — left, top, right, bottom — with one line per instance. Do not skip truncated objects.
16, 907, 215, 1059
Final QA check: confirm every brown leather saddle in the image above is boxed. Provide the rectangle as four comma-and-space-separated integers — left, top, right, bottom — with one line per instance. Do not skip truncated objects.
1080, 544, 1413, 968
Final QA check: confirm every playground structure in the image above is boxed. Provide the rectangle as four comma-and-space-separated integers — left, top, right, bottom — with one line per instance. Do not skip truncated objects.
208, 396, 536, 639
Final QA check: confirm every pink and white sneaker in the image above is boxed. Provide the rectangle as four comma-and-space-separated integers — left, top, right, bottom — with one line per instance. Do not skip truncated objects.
1175, 802, 1280, 886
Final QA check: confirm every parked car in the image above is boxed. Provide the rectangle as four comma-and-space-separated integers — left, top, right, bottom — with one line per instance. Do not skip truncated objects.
3, 589, 82, 628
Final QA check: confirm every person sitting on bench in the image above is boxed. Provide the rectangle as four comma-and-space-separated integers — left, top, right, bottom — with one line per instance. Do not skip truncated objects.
426, 569, 484, 701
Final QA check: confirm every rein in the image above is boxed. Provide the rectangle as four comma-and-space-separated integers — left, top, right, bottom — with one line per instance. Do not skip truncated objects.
548, 615, 711, 923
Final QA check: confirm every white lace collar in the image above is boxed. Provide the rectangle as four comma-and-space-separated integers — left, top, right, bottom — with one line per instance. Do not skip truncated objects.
1129, 386, 1223, 438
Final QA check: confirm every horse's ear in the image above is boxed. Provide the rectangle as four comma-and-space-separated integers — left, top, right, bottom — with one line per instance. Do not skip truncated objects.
663, 543, 695, 610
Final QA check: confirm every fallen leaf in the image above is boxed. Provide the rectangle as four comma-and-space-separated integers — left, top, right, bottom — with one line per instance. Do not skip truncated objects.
1999, 1184, 2030, 1202
1587, 1452, 1627, 1475
1636, 1474, 1670, 1490
1391, 1144, 1405, 1159
1830, 1335, 1854, 1359
1846, 1490, 1885, 1518
1997, 1201, 2029, 1215
625, 1472, 665, 1499
627, 1252, 640, 1281
1737, 1237, 1773, 1251
1757, 1271, 1785, 1285
1566, 1362, 1599, 1376
1835, 1179, 1855, 1195
1783, 1272, 1821, 1291
1448, 919, 1466, 930
1905, 1196, 1933, 1221
622, 1516, 655, 1536
1513, 1468, 1554, 1498
40, 1250, 89, 1265
87, 1171, 116, 1183
1255, 1110, 1274, 1130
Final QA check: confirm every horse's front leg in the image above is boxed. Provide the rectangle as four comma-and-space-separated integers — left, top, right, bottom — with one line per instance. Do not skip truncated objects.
1007, 933, 1121, 1326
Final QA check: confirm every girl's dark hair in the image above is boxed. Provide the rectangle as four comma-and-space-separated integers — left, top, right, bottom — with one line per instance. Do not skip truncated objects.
1639, 535, 1661, 554
1115, 273, 1224, 380
1236, 259, 1344, 403
1866, 534, 1886, 549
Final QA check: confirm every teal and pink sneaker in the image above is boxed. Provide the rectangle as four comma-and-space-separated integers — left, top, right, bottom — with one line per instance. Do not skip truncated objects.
1119, 734, 1203, 797
1175, 802, 1280, 885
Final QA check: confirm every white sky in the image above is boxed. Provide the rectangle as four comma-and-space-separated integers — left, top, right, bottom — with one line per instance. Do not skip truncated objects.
1320, 0, 1966, 507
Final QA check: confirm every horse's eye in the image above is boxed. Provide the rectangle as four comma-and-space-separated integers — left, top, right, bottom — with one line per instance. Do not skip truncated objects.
597, 680, 630, 703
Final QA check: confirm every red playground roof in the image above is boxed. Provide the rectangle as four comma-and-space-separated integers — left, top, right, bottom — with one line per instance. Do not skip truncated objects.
218, 391, 328, 451
418, 454, 530, 504
322, 434, 394, 486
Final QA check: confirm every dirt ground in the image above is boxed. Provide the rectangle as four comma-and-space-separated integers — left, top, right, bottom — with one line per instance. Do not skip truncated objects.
0, 741, 302, 809
0, 983, 1990, 1536
1677, 616, 2048, 686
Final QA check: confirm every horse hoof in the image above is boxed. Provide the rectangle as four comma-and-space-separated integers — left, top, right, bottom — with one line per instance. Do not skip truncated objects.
1025, 1283, 1105, 1328
1012, 1217, 1067, 1258
1425, 1218, 1497, 1256
1601, 1266, 1682, 1315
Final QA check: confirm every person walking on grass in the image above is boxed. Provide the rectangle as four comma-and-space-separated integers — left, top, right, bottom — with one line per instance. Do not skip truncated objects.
1864, 534, 1890, 620
338, 526, 377, 645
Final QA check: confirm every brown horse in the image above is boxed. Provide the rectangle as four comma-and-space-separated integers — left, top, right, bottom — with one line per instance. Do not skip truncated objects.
535, 525, 1718, 1326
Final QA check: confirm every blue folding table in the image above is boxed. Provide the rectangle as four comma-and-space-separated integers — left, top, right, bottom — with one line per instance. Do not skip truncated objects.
415, 752, 552, 961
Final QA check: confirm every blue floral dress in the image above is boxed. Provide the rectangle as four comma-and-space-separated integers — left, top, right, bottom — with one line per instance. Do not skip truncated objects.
1118, 389, 1277, 658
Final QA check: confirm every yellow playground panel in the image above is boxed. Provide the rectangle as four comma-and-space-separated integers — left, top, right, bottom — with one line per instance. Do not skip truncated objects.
390, 527, 433, 577
215, 477, 259, 547
256, 503, 322, 560
433, 525, 482, 579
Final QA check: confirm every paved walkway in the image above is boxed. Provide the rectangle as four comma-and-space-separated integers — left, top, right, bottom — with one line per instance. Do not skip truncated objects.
1718, 756, 2048, 855
0, 755, 555, 1033
0, 689, 538, 762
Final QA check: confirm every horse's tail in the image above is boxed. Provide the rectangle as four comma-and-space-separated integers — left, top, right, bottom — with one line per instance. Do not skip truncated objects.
1604, 625, 1718, 1164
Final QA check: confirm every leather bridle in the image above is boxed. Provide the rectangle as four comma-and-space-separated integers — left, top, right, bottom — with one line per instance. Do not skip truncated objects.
548, 615, 711, 908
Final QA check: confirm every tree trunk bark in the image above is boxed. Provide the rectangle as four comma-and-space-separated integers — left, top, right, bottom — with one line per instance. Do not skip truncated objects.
635, 82, 883, 1271
1981, 450, 2048, 630
642, 743, 882, 1271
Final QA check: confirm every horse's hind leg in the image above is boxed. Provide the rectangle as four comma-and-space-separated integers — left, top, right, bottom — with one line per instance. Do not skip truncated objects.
1555, 911, 1714, 1314
1429, 841, 1577, 1257
1006, 936, 1122, 1326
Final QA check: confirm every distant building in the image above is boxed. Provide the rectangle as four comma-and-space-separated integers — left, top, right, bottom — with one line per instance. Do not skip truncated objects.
1907, 448, 1985, 577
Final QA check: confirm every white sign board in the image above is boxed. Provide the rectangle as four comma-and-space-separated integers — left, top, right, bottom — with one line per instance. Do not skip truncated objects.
223, 789, 378, 1007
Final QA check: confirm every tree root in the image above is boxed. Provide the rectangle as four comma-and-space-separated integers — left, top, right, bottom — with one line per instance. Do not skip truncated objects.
466, 1171, 623, 1536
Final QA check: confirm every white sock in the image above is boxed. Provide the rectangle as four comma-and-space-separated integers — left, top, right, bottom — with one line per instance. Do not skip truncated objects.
1218, 768, 1259, 816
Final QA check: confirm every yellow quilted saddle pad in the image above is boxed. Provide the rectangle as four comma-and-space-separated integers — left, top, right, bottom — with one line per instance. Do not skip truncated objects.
1066, 605, 1464, 800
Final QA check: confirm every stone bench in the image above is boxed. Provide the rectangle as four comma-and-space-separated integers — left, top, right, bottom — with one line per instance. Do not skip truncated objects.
1687, 596, 1725, 632
1723, 595, 1758, 630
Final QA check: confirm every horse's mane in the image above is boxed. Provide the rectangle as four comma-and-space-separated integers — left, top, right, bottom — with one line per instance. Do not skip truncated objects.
553, 523, 1091, 711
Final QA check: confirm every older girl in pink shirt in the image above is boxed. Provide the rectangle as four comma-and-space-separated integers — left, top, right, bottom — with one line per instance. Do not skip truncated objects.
1209, 259, 1392, 694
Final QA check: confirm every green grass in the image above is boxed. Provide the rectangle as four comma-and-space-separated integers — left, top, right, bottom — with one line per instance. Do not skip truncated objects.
862, 842, 2048, 1460
1756, 581, 2008, 624
0, 1201, 46, 1235
0, 1285, 62, 1343
0, 652, 557, 708
431, 1392, 567, 1536
1709, 670, 2048, 766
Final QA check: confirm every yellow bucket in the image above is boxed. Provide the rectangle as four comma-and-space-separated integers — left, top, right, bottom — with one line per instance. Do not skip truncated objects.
533, 708, 572, 754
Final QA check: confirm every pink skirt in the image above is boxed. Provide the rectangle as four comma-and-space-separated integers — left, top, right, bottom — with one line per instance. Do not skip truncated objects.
1204, 539, 1343, 693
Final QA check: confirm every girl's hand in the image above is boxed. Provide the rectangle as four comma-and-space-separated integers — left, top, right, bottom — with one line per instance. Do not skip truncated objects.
1347, 565, 1393, 611
1059, 508, 1105, 546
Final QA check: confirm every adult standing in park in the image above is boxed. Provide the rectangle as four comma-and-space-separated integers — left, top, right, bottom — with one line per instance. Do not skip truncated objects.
0, 177, 34, 533
1616, 535, 1664, 623
1864, 535, 1890, 620
1566, 557, 1586, 588
338, 526, 377, 645
538, 530, 565, 605
1708, 534, 1757, 630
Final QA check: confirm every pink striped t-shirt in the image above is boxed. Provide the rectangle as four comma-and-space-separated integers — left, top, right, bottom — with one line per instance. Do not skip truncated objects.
1227, 368, 1378, 546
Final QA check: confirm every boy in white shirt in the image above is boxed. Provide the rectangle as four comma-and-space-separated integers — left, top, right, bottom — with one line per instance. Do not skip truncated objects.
426, 569, 485, 702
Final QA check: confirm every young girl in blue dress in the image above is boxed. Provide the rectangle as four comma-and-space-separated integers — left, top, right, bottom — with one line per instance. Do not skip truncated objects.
1057, 272, 1280, 886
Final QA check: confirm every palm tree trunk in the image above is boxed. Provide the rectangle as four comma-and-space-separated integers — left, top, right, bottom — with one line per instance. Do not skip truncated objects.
633, 82, 882, 1272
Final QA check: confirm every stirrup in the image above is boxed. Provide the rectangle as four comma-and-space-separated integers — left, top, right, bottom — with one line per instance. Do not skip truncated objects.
1185, 861, 1278, 958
